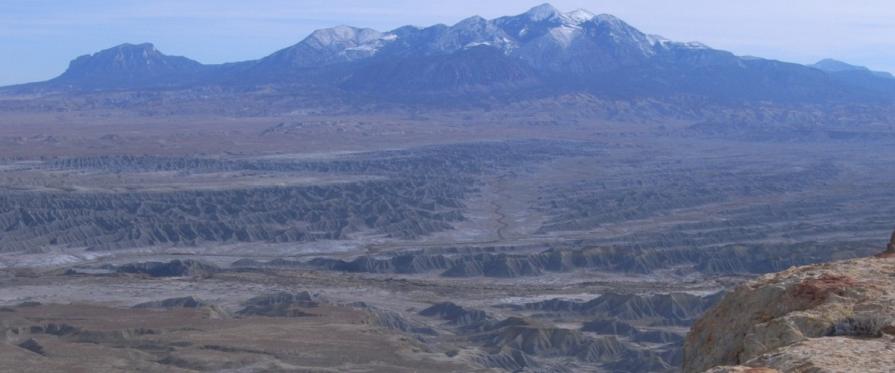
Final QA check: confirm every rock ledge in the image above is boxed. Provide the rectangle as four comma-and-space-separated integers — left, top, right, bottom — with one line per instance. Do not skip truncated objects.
684, 255, 895, 372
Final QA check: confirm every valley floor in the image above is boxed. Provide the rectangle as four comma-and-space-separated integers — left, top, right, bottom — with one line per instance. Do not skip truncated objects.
0, 110, 891, 372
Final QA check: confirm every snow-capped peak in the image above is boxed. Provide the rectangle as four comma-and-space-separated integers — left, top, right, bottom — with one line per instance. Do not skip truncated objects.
304, 25, 398, 55
264, 3, 719, 71
293, 25, 397, 63
307, 26, 389, 47
593, 14, 626, 26
455, 15, 487, 27
525, 3, 562, 21
563, 9, 595, 24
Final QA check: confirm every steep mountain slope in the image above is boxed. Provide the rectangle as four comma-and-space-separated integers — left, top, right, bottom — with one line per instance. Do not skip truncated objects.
342, 46, 543, 94
263, 26, 397, 69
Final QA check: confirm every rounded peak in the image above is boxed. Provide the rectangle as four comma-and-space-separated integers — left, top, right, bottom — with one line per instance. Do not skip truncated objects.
455, 15, 487, 27
309, 25, 361, 38
593, 13, 624, 24
515, 4, 603, 28
589, 14, 646, 35
564, 9, 595, 23
306, 26, 386, 46
525, 3, 561, 21
310, 25, 373, 36
814, 58, 858, 68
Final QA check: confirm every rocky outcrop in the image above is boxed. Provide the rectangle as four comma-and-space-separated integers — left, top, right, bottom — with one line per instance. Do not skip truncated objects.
236, 292, 319, 317
471, 350, 539, 372
471, 317, 673, 371
683, 256, 895, 372
880, 230, 895, 257
115, 260, 219, 278
419, 302, 491, 327
131, 296, 229, 319
39, 323, 81, 336
442, 254, 545, 277
133, 296, 207, 309
581, 319, 683, 344
17, 338, 45, 355
475, 317, 615, 359
307, 254, 455, 274
251, 240, 875, 279
352, 302, 437, 336
703, 367, 780, 373
512, 292, 721, 326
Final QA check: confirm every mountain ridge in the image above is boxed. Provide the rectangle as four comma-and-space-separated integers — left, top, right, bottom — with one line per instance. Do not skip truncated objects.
4, 3, 895, 110
812, 58, 893, 79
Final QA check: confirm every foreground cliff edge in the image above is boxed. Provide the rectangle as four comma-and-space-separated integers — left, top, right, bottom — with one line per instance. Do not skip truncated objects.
684, 239, 895, 372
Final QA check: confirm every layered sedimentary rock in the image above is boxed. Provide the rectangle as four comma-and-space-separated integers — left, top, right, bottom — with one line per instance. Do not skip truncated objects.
514, 292, 720, 326
133, 296, 207, 309
684, 255, 895, 372
0, 141, 586, 252
115, 260, 219, 278
243, 241, 873, 278
236, 292, 319, 317
419, 302, 491, 327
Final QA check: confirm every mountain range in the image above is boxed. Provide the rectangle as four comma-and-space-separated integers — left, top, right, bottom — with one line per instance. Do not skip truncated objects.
5, 3, 895, 108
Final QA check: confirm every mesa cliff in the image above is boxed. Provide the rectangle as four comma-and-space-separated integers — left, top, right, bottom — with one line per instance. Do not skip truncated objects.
683, 246, 895, 372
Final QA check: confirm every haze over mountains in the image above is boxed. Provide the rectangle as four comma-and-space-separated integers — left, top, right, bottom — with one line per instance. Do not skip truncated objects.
3, 4, 895, 372
7, 3, 895, 108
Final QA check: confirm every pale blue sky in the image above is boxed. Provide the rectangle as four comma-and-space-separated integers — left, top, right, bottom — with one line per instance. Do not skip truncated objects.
2, 0, 894, 86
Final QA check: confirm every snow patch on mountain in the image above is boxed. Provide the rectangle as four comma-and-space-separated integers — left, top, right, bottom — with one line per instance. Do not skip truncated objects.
256, 3, 722, 72
563, 9, 596, 24
648, 34, 711, 50
549, 25, 582, 48
525, 3, 562, 21
306, 26, 397, 55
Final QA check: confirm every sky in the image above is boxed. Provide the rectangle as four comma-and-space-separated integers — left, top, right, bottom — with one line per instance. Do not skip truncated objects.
2, 0, 894, 86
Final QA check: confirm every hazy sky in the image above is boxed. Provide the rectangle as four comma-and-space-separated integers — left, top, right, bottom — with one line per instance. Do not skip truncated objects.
2, 0, 894, 86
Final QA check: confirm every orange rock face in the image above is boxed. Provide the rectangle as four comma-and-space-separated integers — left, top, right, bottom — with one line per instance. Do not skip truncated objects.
684, 256, 895, 373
